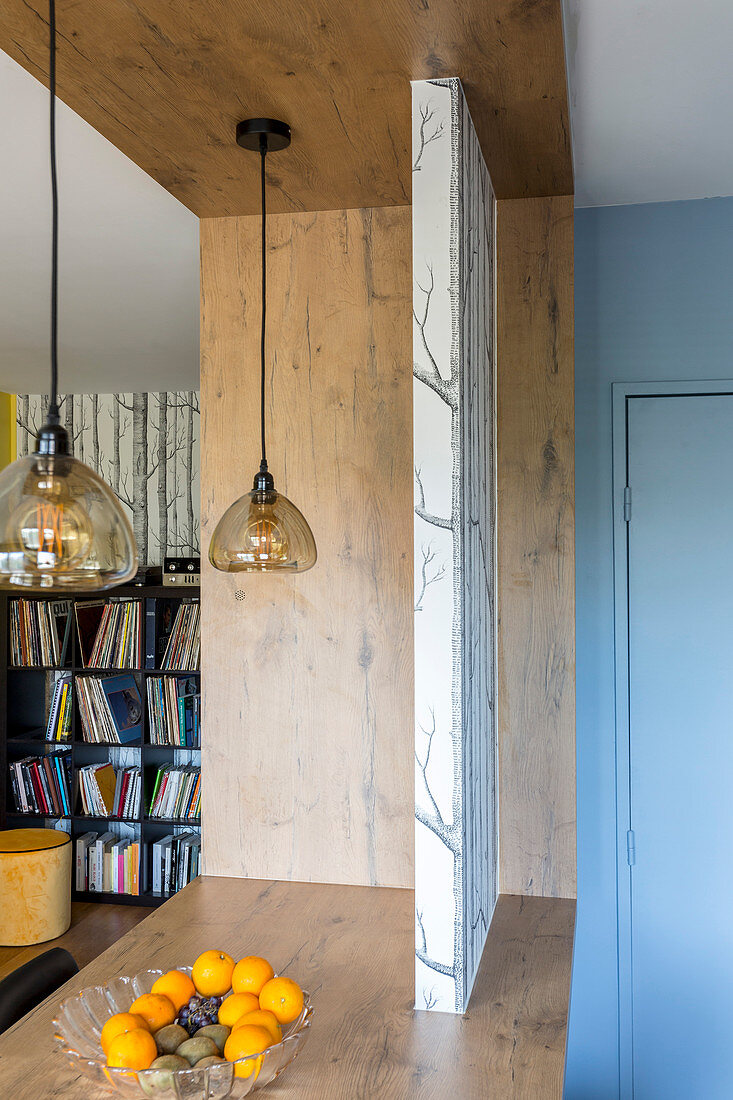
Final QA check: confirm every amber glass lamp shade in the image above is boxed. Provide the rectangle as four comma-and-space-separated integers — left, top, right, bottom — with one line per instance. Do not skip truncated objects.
0, 448, 137, 591
209, 483, 317, 573
209, 119, 316, 576
3, 3, 138, 592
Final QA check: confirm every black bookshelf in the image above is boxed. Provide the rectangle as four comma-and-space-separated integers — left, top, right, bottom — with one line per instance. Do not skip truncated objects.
0, 585, 201, 908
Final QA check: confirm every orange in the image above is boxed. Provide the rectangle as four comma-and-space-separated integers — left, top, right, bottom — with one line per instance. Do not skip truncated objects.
224, 1023, 272, 1080
128, 992, 177, 1032
106, 1027, 158, 1071
150, 970, 196, 1013
232, 1008, 282, 1046
191, 949, 235, 997
258, 977, 304, 1025
231, 956, 274, 997
217, 991, 260, 1028
100, 1012, 149, 1055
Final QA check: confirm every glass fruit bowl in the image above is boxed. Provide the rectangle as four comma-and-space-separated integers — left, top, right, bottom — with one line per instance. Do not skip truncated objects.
53, 966, 313, 1098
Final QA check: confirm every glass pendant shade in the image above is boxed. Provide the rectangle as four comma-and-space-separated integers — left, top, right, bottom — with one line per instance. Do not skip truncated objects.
209, 118, 316, 577
209, 485, 316, 573
0, 449, 137, 591
1, 1, 139, 592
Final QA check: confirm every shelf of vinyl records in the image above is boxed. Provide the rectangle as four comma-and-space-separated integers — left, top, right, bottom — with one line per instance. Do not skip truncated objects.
0, 586, 202, 907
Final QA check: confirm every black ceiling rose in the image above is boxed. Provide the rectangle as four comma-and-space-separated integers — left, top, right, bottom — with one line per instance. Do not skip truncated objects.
235, 118, 291, 153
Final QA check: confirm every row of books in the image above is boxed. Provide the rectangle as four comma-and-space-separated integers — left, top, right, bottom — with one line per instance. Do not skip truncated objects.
8, 756, 203, 821
44, 672, 200, 747
148, 765, 201, 821
75, 831, 140, 894
87, 600, 143, 668
9, 596, 199, 671
45, 673, 73, 741
85, 595, 201, 671
151, 831, 201, 896
146, 676, 200, 747
161, 602, 200, 671
77, 763, 141, 819
83, 597, 200, 671
10, 599, 71, 667
77, 674, 142, 744
8, 752, 71, 816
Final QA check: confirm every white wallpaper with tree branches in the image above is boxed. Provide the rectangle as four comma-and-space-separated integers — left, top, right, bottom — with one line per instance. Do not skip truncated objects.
16, 392, 200, 567
412, 79, 497, 1013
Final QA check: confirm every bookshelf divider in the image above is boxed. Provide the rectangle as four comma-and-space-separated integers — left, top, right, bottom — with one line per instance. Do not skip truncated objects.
0, 585, 201, 908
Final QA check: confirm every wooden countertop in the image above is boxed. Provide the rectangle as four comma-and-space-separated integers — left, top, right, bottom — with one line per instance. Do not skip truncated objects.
0, 878, 575, 1099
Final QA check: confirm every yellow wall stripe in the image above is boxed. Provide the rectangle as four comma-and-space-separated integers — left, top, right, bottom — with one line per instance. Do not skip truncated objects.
0, 393, 17, 468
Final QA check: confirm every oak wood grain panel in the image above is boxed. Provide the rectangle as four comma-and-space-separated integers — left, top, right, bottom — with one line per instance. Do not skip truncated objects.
200, 207, 413, 888
0, 901, 154, 982
0, 1, 571, 215
0, 878, 576, 1098
496, 195, 576, 899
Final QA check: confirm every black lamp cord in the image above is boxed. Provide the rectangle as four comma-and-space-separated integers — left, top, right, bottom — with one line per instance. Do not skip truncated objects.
259, 134, 268, 475
48, 0, 60, 426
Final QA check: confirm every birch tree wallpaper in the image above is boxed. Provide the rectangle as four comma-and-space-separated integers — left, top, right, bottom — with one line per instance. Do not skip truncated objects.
412, 78, 497, 1013
16, 392, 200, 567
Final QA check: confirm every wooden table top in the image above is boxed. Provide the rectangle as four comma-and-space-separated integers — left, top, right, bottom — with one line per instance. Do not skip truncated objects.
0, 878, 575, 1099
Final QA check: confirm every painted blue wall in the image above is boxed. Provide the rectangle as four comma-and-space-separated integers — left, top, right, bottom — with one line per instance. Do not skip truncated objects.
567, 196, 733, 1098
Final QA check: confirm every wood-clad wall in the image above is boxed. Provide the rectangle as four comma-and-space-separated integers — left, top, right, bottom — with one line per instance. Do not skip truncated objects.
200, 197, 575, 902
200, 207, 414, 888
496, 195, 576, 899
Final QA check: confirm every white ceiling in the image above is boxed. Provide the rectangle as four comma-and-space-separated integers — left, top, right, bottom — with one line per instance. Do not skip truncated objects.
0, 49, 199, 395
563, 0, 733, 208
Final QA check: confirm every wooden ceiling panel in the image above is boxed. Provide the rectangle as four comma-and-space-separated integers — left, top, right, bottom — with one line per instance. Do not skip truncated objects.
0, 1, 572, 216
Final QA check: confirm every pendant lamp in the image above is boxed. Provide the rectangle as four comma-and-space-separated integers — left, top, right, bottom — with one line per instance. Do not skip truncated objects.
208, 119, 317, 574
0, 0, 137, 591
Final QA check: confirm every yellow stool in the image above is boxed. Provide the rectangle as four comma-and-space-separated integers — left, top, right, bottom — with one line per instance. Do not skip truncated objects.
0, 829, 72, 947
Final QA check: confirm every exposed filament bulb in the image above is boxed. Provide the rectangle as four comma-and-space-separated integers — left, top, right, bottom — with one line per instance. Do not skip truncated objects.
246, 498, 289, 563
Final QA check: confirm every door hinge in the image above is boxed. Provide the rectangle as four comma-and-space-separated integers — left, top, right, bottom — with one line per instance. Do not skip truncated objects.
626, 829, 636, 866
623, 486, 632, 522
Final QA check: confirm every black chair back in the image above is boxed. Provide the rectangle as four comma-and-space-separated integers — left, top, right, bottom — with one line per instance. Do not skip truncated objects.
0, 947, 78, 1033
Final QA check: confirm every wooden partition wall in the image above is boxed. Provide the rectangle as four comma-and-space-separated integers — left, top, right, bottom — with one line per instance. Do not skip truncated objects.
496, 195, 576, 899
200, 195, 576, 908
200, 207, 414, 888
